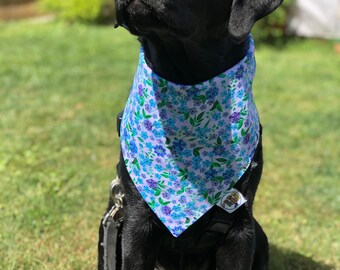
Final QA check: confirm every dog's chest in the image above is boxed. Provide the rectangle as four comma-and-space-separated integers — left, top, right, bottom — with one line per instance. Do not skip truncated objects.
120, 37, 259, 237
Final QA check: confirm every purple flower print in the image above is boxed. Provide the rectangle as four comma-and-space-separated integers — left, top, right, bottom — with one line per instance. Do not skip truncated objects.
200, 104, 207, 110
244, 118, 250, 127
235, 65, 244, 79
162, 192, 171, 199
213, 145, 226, 156
161, 206, 172, 216
144, 120, 153, 130
206, 86, 219, 100
243, 133, 251, 144
229, 112, 241, 123
155, 91, 161, 100
160, 109, 167, 119
138, 84, 144, 96
205, 169, 217, 179
184, 209, 194, 216
146, 179, 158, 189
173, 139, 187, 153
189, 107, 197, 114
223, 169, 235, 179
173, 226, 185, 237
186, 188, 193, 194
174, 181, 181, 188
154, 145, 166, 157
187, 88, 198, 98
179, 195, 187, 204
145, 103, 151, 112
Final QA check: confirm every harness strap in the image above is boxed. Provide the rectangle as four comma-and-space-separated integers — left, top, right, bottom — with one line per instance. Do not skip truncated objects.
102, 216, 120, 270
99, 112, 259, 269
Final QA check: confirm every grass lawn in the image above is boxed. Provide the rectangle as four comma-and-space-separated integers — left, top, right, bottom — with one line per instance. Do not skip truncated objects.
0, 20, 339, 270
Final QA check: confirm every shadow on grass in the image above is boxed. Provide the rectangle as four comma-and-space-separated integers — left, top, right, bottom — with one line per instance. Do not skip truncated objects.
269, 245, 334, 270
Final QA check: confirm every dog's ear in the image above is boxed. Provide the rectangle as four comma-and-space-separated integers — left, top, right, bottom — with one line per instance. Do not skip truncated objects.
228, 0, 283, 43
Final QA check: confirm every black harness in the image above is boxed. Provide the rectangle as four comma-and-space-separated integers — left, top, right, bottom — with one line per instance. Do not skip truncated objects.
98, 112, 256, 270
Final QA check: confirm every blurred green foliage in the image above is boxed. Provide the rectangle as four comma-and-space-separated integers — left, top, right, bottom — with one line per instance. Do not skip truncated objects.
253, 0, 294, 41
39, 0, 293, 40
39, 0, 114, 23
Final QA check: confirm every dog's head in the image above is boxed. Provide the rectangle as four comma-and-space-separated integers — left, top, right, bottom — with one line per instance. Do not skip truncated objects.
114, 0, 283, 43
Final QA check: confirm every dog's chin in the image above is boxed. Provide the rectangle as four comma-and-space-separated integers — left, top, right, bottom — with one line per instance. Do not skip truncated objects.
115, 0, 196, 38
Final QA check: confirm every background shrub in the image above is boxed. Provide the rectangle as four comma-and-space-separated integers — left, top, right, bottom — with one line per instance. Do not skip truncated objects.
253, 0, 294, 42
39, 0, 293, 37
39, 0, 114, 23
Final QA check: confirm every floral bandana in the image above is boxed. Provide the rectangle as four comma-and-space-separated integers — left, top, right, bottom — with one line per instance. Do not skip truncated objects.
120, 36, 260, 237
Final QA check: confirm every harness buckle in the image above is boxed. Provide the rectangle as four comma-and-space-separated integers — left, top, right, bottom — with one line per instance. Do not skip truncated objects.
102, 204, 124, 226
102, 177, 125, 226
110, 178, 124, 207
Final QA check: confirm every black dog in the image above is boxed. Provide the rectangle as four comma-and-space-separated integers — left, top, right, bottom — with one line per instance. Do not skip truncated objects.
99, 0, 282, 269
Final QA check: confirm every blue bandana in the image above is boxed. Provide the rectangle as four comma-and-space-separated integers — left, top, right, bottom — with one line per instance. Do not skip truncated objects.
120, 36, 260, 237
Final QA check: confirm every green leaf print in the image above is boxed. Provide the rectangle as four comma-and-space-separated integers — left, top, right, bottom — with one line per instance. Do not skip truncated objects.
201, 192, 208, 199
176, 187, 186, 195
158, 100, 166, 108
210, 101, 222, 112
194, 95, 207, 103
193, 147, 203, 157
155, 189, 161, 196
189, 114, 204, 127
134, 110, 142, 120
142, 109, 152, 119
140, 96, 145, 106
232, 135, 239, 144
212, 176, 224, 182
241, 127, 250, 137
214, 191, 222, 201
189, 117, 195, 127
149, 200, 156, 208
132, 158, 141, 171
159, 78, 167, 88
217, 136, 222, 145
178, 168, 188, 181
240, 108, 247, 116
228, 181, 236, 190
161, 172, 170, 178
158, 181, 166, 189
216, 158, 232, 166
197, 112, 205, 121
159, 197, 171, 206
237, 119, 244, 130
145, 78, 152, 86
211, 162, 221, 168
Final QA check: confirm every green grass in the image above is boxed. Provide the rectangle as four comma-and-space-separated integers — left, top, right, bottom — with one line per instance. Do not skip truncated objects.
0, 20, 339, 269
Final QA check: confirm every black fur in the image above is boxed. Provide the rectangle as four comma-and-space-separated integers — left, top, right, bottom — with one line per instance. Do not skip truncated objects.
99, 0, 282, 269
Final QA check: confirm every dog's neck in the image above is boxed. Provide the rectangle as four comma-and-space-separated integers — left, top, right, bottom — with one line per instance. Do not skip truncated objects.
139, 35, 248, 85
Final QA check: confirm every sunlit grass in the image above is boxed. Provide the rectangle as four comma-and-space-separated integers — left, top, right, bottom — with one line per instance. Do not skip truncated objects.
0, 20, 339, 269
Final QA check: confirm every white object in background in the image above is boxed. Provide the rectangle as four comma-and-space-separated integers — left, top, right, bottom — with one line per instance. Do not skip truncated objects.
288, 0, 340, 39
